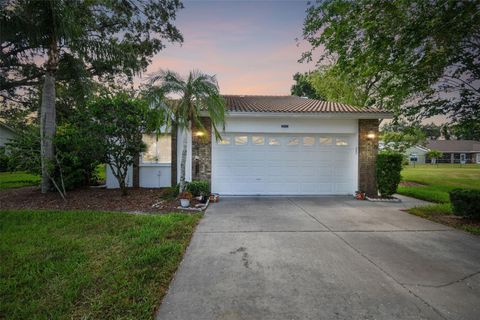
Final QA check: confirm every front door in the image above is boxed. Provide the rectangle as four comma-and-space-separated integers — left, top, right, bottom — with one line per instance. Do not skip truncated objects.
476, 153, 480, 164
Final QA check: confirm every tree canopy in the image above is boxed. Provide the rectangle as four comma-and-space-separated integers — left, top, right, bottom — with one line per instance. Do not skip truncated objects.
302, 0, 479, 125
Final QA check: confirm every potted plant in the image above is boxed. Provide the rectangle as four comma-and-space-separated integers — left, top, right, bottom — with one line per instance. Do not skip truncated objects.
178, 191, 193, 208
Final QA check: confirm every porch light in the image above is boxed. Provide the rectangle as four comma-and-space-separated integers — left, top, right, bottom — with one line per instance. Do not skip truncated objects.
367, 131, 376, 140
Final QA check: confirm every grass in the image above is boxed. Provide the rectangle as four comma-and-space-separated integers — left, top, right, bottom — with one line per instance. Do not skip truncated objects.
0, 210, 201, 319
0, 164, 106, 190
398, 164, 480, 203
398, 164, 480, 235
408, 204, 480, 235
0, 171, 40, 189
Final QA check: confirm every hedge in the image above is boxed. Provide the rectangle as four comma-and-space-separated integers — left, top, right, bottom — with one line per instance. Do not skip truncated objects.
376, 151, 403, 197
449, 189, 480, 218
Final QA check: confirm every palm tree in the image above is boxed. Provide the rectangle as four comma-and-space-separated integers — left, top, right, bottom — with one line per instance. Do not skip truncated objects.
147, 70, 226, 192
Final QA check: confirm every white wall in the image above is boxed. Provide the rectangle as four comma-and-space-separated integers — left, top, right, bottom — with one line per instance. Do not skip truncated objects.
139, 164, 171, 187
106, 165, 133, 188
106, 164, 172, 189
223, 116, 358, 134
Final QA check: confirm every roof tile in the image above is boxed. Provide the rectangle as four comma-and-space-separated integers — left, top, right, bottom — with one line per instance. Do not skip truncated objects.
223, 95, 387, 114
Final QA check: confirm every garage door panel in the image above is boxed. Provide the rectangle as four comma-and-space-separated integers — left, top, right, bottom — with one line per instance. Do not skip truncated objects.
212, 133, 356, 195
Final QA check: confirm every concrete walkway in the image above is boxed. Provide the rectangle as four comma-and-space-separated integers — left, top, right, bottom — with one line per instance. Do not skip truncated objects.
157, 196, 480, 320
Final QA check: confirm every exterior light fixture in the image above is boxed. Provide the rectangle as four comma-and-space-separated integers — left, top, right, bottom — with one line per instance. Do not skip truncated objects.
367, 131, 376, 140
195, 131, 205, 137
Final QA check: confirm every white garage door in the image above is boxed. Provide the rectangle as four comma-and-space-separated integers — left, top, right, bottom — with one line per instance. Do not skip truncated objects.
212, 133, 357, 195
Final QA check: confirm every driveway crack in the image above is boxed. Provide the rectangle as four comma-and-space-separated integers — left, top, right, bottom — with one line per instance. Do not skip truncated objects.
287, 198, 449, 320
403, 270, 480, 289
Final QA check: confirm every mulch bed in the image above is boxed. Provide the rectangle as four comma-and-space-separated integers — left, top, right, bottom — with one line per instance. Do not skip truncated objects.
399, 181, 426, 187
436, 215, 480, 230
0, 187, 194, 213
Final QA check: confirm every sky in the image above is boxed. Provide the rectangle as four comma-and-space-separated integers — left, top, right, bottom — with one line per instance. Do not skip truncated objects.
141, 0, 315, 95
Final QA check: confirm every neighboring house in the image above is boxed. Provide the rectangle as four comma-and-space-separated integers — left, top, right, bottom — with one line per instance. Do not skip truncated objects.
405, 145, 429, 164
106, 95, 392, 195
0, 122, 17, 147
425, 140, 480, 164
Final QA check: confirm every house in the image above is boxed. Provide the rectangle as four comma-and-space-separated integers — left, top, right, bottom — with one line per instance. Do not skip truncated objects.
0, 122, 17, 147
106, 95, 392, 196
405, 145, 429, 164
425, 140, 480, 164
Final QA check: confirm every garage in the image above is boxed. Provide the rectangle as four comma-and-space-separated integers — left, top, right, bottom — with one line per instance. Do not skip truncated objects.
212, 132, 357, 195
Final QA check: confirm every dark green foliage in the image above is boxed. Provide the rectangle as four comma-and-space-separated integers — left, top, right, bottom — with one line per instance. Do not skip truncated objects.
186, 180, 210, 196
302, 0, 479, 125
6, 124, 103, 190
449, 189, 480, 218
376, 152, 403, 197
291, 72, 323, 99
0, 147, 10, 172
85, 93, 151, 195
162, 185, 180, 199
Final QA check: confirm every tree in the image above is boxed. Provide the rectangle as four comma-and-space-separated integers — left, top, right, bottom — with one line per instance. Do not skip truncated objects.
309, 66, 368, 107
291, 72, 323, 99
86, 93, 150, 196
421, 123, 442, 140
427, 150, 443, 164
301, 0, 479, 123
380, 120, 426, 153
1, 0, 183, 193
146, 70, 226, 192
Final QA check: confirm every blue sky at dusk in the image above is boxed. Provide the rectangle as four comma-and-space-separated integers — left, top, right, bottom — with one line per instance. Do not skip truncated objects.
144, 0, 315, 95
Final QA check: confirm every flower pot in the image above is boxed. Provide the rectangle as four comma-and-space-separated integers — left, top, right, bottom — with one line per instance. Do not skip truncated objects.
180, 199, 190, 208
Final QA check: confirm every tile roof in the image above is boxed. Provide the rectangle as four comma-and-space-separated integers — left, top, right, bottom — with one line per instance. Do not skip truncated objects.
223, 95, 388, 114
426, 140, 480, 152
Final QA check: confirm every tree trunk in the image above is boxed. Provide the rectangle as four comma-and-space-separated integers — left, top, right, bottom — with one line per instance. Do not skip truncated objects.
40, 72, 56, 193
179, 130, 188, 192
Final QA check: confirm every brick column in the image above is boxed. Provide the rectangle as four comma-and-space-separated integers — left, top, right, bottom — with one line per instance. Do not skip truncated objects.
358, 119, 379, 196
191, 117, 212, 183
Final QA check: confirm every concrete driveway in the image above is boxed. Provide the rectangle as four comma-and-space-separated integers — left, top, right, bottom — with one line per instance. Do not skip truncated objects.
157, 196, 480, 320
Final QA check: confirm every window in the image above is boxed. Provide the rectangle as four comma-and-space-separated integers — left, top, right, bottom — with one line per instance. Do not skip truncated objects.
218, 137, 231, 145
235, 135, 248, 145
142, 134, 171, 164
336, 138, 349, 146
287, 137, 300, 146
252, 135, 265, 145
303, 136, 315, 146
319, 136, 332, 145
268, 137, 281, 145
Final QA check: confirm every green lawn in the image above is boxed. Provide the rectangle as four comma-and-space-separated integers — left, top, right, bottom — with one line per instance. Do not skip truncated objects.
398, 164, 480, 235
0, 210, 201, 319
398, 164, 480, 203
0, 171, 40, 189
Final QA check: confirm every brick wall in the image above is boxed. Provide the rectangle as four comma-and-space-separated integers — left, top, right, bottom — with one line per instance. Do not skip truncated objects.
358, 119, 379, 196
191, 117, 212, 182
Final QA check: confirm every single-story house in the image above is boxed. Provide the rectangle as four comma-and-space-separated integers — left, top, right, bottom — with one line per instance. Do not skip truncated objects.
425, 140, 480, 164
405, 145, 430, 164
0, 122, 17, 147
106, 95, 392, 196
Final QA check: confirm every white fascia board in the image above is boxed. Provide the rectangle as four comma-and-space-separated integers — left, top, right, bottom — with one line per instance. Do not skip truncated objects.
200, 111, 393, 119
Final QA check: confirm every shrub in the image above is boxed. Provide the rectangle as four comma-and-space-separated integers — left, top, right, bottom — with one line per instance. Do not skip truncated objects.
449, 189, 480, 218
376, 151, 403, 197
0, 147, 10, 172
162, 184, 179, 199
6, 124, 103, 191
186, 180, 210, 196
